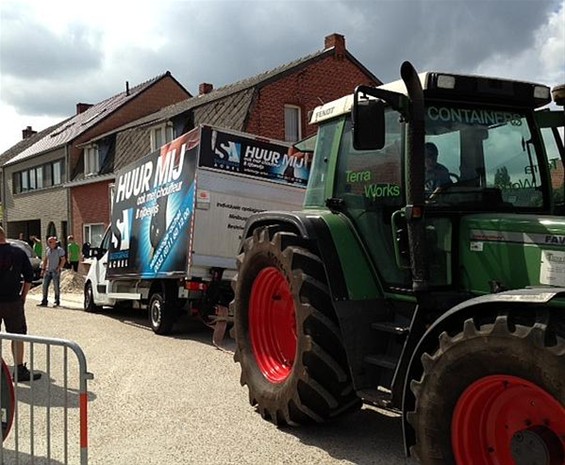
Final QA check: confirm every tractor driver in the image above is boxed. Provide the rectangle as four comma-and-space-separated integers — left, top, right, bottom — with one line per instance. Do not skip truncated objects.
424, 142, 452, 194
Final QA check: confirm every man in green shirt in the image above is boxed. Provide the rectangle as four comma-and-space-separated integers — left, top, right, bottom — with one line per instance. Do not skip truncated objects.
67, 235, 81, 272
32, 236, 42, 259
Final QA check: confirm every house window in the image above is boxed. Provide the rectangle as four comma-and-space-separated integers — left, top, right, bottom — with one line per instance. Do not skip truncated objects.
36, 166, 44, 189
150, 124, 173, 152
12, 173, 20, 194
21, 171, 29, 192
84, 223, 105, 247
53, 160, 63, 185
84, 145, 100, 176
29, 169, 37, 190
44, 162, 53, 187
284, 105, 302, 142
12, 159, 65, 194
46, 221, 57, 240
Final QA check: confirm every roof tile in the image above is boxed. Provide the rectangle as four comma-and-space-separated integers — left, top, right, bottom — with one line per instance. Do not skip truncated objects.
5, 73, 172, 166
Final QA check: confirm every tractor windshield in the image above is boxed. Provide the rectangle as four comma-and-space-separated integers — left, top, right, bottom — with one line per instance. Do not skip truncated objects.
317, 104, 548, 212
423, 104, 546, 210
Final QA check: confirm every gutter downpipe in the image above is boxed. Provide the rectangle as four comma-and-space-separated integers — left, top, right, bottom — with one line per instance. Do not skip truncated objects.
66, 143, 72, 239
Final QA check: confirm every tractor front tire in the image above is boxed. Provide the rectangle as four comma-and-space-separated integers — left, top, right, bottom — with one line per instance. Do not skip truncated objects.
408, 315, 565, 465
232, 227, 360, 425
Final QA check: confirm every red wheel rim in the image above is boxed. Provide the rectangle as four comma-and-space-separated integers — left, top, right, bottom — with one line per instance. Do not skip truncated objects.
452, 374, 565, 465
249, 267, 297, 383
1, 358, 15, 440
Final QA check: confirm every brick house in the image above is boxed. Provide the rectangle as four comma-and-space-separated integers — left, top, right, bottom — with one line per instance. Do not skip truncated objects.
1, 73, 190, 248
71, 33, 380, 247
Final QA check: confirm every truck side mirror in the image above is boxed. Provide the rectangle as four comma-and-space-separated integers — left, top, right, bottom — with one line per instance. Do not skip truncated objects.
82, 242, 91, 258
96, 247, 106, 260
352, 97, 386, 151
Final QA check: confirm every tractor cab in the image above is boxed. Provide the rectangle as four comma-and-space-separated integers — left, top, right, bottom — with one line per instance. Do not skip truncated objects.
305, 70, 564, 296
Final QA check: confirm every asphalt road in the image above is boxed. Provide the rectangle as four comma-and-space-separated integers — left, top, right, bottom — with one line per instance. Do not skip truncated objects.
5, 294, 408, 465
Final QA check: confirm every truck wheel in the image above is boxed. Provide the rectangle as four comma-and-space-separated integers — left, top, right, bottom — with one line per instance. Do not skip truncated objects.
232, 227, 360, 425
408, 315, 564, 465
149, 292, 175, 335
84, 282, 101, 312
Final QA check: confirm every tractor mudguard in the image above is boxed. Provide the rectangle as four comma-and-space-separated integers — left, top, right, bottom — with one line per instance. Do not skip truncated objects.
241, 210, 381, 302
401, 287, 565, 456
240, 211, 311, 246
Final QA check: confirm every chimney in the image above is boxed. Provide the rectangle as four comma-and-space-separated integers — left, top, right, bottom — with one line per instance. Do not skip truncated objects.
324, 33, 345, 59
76, 103, 93, 114
22, 126, 37, 140
199, 83, 214, 95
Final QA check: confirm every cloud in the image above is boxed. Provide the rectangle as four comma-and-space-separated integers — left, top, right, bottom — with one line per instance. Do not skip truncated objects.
0, 5, 103, 80
351, 0, 562, 82
475, 0, 565, 85
0, 0, 563, 154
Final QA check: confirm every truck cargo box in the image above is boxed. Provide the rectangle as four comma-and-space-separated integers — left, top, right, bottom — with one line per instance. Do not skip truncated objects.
106, 125, 309, 280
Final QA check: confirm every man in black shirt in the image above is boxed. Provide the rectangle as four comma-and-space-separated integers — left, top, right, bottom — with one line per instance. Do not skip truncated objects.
0, 226, 41, 382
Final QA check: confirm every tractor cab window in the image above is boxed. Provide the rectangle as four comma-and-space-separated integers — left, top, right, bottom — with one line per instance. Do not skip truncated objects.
425, 105, 544, 210
335, 109, 410, 287
304, 118, 342, 208
335, 109, 403, 206
535, 110, 565, 211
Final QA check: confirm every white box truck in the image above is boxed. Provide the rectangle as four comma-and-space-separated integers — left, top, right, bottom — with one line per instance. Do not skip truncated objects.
84, 124, 310, 334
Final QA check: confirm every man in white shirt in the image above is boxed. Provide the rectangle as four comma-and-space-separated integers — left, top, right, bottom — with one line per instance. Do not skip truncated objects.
37, 236, 66, 307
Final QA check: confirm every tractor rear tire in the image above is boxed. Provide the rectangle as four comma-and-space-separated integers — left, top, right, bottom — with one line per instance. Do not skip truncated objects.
232, 227, 360, 425
408, 315, 565, 465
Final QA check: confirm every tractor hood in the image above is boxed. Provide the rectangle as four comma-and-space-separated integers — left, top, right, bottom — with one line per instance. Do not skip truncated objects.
460, 213, 565, 294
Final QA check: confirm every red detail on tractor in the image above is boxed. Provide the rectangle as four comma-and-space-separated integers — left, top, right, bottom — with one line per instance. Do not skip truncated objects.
452, 374, 565, 465
1, 358, 15, 441
249, 267, 297, 383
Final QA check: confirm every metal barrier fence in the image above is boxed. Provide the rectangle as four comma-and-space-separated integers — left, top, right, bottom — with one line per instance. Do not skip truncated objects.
0, 333, 93, 464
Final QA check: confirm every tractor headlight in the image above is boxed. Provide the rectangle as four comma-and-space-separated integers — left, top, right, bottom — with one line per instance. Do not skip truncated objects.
437, 75, 456, 89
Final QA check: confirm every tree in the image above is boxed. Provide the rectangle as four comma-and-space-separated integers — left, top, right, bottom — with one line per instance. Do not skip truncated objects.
494, 166, 511, 188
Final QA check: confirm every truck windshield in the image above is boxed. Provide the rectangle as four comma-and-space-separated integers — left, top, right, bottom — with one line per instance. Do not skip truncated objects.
424, 104, 545, 209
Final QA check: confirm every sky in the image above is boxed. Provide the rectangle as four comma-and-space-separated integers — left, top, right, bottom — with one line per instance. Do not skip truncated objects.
0, 0, 564, 155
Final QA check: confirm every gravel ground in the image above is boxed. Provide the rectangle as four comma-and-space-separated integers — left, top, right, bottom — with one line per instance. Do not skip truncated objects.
1, 288, 409, 465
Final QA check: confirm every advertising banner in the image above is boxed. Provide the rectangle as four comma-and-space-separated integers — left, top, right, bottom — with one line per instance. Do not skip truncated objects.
107, 129, 199, 278
198, 126, 310, 186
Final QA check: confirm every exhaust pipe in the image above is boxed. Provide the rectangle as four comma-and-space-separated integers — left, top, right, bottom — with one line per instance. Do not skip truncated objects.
400, 61, 428, 292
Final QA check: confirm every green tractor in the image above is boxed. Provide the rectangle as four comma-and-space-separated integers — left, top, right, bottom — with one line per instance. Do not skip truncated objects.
231, 61, 565, 465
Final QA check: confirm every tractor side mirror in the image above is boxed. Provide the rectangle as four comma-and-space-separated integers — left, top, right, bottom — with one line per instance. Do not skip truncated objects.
352, 96, 386, 151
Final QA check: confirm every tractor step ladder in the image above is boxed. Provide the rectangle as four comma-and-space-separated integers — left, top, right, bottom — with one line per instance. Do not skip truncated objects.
363, 320, 410, 390
370, 321, 410, 336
